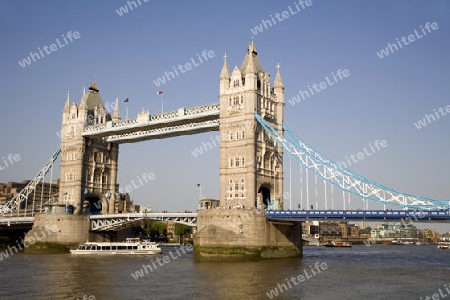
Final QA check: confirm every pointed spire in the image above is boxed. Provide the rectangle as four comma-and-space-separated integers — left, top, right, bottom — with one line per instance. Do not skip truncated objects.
83, 86, 86, 95
274, 62, 284, 88
245, 50, 256, 74
220, 52, 230, 79
112, 97, 120, 120
241, 37, 262, 75
64, 91, 70, 112
249, 36, 257, 54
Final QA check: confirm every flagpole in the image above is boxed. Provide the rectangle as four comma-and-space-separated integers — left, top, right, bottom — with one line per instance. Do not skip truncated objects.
157, 91, 164, 114
126, 106, 128, 120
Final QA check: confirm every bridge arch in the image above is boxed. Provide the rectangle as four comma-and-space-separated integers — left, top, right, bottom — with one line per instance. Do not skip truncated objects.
83, 193, 109, 215
258, 183, 272, 209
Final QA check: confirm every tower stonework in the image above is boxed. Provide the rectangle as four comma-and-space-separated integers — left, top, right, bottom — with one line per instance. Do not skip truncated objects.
195, 40, 302, 259
219, 39, 284, 210
58, 82, 119, 215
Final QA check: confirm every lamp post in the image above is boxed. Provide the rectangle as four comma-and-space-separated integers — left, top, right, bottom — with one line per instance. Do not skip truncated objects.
197, 183, 202, 209
105, 190, 111, 214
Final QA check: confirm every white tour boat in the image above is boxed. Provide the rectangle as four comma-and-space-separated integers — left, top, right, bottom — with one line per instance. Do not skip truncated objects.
70, 238, 162, 255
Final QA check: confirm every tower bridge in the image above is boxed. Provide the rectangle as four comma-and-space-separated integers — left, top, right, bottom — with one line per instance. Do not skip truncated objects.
0, 39, 448, 257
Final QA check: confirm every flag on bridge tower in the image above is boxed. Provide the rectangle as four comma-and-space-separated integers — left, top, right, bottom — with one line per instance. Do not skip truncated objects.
123, 98, 129, 120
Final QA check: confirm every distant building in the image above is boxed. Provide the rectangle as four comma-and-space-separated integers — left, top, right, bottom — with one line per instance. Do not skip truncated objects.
319, 221, 343, 236
139, 205, 153, 213
302, 220, 360, 240
371, 224, 419, 239
0, 180, 59, 211
167, 221, 175, 237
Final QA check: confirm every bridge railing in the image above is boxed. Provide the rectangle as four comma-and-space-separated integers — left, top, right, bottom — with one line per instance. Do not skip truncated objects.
266, 209, 450, 220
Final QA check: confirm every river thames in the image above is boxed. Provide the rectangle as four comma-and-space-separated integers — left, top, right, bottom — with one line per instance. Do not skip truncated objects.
1, 244, 449, 300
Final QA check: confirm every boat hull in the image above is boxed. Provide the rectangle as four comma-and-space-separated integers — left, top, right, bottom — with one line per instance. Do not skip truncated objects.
70, 249, 161, 255
70, 238, 162, 255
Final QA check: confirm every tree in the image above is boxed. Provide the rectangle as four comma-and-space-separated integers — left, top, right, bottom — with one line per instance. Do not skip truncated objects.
145, 221, 167, 236
175, 223, 191, 236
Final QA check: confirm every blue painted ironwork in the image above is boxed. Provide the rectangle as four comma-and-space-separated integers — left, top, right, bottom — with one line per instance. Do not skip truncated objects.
255, 112, 449, 210
0, 147, 61, 216
267, 209, 450, 221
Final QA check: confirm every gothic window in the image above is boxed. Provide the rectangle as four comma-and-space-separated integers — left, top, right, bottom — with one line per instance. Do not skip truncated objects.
94, 152, 102, 163
240, 96, 244, 104
230, 132, 233, 141
235, 158, 240, 167
241, 131, 245, 139
241, 157, 245, 167
230, 158, 234, 168
234, 184, 239, 198
229, 98, 232, 106
94, 172, 101, 183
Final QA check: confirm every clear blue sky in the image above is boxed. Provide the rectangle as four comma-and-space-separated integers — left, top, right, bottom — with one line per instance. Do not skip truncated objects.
0, 1, 449, 230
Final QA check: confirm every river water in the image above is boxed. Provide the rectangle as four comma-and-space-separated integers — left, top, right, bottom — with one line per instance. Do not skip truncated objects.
1, 244, 449, 300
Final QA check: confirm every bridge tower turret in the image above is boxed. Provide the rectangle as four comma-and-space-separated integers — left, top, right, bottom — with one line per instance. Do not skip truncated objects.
58, 81, 119, 214
219, 38, 284, 210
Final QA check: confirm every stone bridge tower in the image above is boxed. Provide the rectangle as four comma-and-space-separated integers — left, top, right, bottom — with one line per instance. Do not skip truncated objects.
58, 82, 120, 214
219, 38, 285, 210
195, 42, 302, 258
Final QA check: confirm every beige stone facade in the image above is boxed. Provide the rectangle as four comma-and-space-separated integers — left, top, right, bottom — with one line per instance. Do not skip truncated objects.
195, 209, 302, 258
58, 83, 120, 214
219, 39, 285, 210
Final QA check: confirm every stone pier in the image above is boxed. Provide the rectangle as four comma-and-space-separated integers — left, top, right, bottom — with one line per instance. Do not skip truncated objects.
194, 209, 302, 258
24, 213, 133, 252
24, 214, 91, 252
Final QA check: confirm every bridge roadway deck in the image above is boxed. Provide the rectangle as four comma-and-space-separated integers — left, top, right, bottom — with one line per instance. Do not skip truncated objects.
90, 212, 199, 231
1, 210, 449, 229
266, 209, 450, 222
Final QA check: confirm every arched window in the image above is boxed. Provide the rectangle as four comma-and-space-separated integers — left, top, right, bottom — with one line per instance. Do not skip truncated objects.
230, 158, 234, 168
